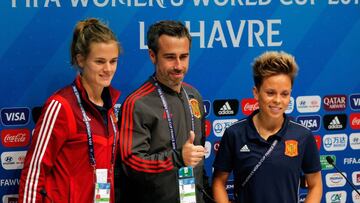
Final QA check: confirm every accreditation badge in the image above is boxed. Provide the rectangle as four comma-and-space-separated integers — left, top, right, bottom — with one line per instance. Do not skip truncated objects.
94, 169, 110, 203
178, 167, 197, 203
284, 140, 298, 157
189, 99, 201, 119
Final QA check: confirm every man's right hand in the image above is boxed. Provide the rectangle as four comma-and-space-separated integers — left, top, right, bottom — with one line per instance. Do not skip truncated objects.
181, 131, 206, 167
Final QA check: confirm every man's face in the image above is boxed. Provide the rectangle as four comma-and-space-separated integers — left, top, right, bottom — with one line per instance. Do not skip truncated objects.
149, 35, 190, 91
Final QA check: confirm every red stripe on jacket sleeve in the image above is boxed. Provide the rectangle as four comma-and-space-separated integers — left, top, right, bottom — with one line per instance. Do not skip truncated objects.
120, 82, 174, 173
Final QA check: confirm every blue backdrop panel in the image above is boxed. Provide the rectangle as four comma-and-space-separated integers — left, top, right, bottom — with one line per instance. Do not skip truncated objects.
1, 1, 359, 202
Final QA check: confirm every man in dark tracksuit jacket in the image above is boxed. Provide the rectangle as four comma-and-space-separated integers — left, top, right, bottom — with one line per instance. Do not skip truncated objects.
116, 20, 209, 203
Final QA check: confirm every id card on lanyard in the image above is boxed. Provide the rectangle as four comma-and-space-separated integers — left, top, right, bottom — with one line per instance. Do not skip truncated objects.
95, 169, 111, 203
72, 85, 117, 203
153, 78, 197, 203
179, 167, 196, 203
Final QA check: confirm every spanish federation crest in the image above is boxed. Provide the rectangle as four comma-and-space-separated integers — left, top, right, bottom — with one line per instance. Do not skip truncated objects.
189, 99, 201, 119
284, 140, 298, 157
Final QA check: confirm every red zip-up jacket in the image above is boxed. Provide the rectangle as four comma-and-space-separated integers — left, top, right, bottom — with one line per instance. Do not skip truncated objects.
18, 75, 120, 203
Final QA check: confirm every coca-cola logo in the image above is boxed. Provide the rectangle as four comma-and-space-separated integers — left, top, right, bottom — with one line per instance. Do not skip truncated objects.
1, 129, 30, 147
353, 118, 360, 125
241, 98, 259, 116
350, 113, 360, 130
5, 133, 27, 142
244, 103, 259, 111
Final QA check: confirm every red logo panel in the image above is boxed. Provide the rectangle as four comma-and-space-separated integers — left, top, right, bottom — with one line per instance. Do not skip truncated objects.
205, 120, 211, 137
1, 128, 30, 147
241, 98, 259, 116
350, 113, 360, 130
314, 135, 321, 150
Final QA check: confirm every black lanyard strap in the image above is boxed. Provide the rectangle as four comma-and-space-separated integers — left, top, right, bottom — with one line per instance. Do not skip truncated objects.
153, 77, 195, 150
72, 84, 117, 168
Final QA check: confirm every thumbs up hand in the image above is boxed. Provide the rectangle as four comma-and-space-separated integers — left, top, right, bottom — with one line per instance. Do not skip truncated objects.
182, 131, 206, 167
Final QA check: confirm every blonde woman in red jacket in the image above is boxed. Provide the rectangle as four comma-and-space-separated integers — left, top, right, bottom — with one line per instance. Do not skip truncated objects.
18, 18, 121, 203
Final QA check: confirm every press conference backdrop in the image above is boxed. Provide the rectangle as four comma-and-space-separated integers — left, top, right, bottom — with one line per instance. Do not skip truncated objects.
1, 1, 359, 202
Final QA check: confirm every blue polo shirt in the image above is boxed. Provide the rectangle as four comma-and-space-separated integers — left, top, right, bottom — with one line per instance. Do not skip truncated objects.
213, 110, 321, 203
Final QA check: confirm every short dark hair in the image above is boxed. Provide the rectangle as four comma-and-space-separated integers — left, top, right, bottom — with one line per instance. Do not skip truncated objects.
70, 18, 121, 68
147, 20, 191, 54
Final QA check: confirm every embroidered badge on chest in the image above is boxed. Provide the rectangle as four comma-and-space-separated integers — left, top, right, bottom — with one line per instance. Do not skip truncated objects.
284, 140, 298, 157
189, 98, 201, 119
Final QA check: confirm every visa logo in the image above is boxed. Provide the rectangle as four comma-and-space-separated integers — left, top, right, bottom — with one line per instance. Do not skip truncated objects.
300, 119, 317, 128
296, 115, 321, 132
354, 98, 360, 105
1, 107, 30, 126
350, 94, 360, 110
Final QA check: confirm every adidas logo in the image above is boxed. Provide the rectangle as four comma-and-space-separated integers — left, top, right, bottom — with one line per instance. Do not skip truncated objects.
218, 102, 234, 115
240, 144, 250, 152
328, 116, 343, 129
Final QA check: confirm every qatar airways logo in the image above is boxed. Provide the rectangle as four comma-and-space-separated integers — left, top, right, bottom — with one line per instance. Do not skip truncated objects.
241, 98, 258, 116
323, 95, 347, 111
1, 129, 30, 147
296, 96, 321, 113
350, 113, 360, 130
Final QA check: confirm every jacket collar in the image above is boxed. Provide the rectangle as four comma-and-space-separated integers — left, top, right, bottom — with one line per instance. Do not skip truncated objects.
73, 75, 121, 108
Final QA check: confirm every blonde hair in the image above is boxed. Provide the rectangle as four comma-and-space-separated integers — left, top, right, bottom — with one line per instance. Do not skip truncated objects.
70, 18, 121, 68
252, 51, 298, 88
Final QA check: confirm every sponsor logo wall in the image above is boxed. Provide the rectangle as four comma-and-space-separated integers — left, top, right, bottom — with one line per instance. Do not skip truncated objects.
206, 94, 360, 202
1, 2, 359, 202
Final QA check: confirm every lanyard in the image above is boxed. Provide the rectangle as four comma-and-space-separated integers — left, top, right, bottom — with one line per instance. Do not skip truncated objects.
241, 139, 278, 187
153, 78, 195, 150
72, 85, 117, 168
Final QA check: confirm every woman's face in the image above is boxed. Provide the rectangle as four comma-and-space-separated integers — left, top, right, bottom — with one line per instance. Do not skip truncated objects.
253, 74, 292, 121
78, 41, 119, 89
